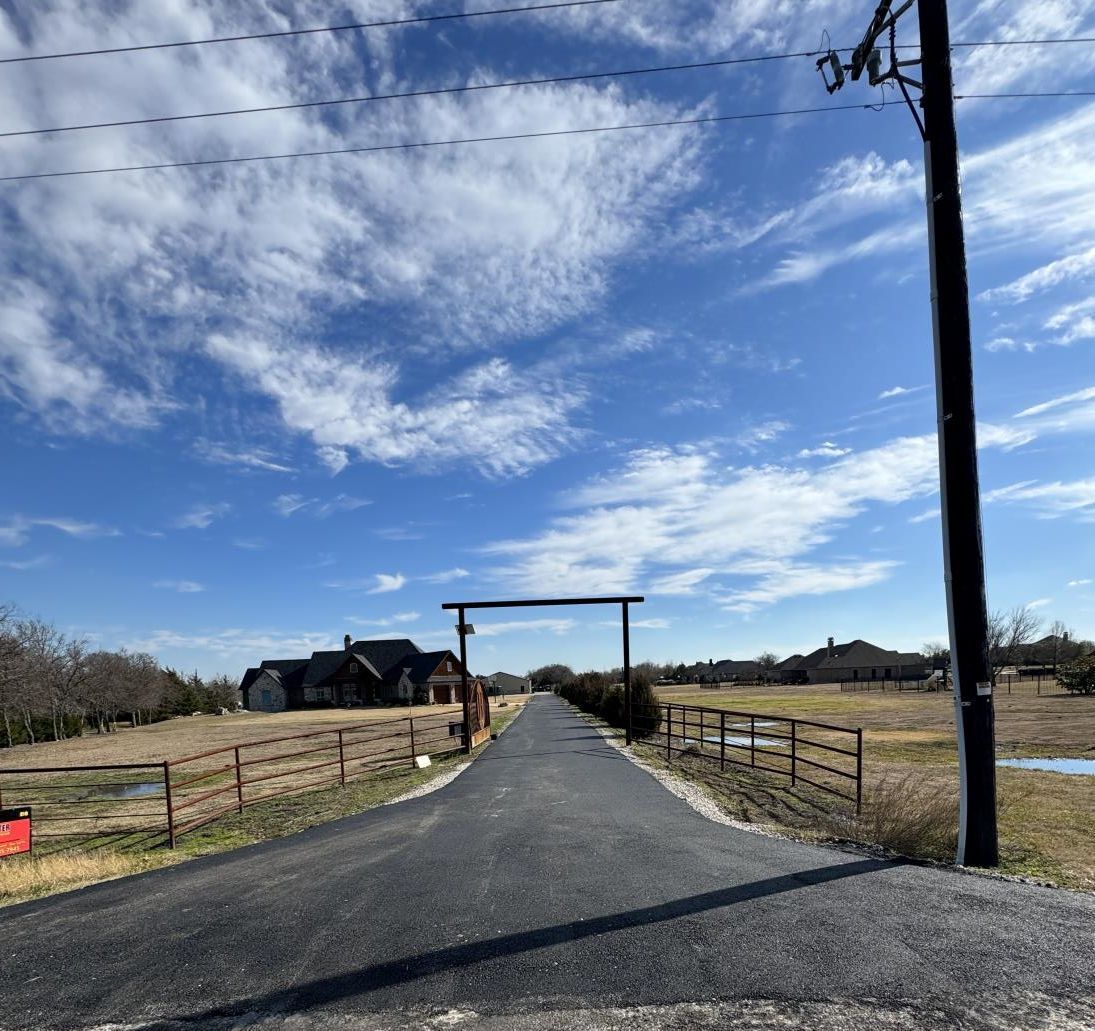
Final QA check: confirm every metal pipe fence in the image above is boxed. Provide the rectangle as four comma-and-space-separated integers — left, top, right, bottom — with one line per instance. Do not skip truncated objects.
0, 712, 469, 850
632, 701, 862, 810
839, 672, 1061, 694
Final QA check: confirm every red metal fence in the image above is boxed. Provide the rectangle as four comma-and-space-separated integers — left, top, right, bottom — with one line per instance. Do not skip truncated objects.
0, 711, 470, 851
634, 701, 863, 810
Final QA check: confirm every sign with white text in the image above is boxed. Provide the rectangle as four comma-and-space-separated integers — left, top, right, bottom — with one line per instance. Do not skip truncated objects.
0, 807, 32, 858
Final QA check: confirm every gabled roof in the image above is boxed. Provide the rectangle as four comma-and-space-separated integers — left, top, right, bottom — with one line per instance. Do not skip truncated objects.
776, 654, 805, 670
349, 638, 422, 677
240, 667, 262, 693
301, 650, 382, 688
391, 650, 459, 685
712, 659, 760, 676
780, 640, 916, 672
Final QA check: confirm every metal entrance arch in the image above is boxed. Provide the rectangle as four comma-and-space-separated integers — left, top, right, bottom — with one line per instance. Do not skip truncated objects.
441, 596, 645, 751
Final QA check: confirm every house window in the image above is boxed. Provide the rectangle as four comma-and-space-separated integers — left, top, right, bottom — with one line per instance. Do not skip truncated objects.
871, 668, 877, 678
885, 668, 891, 678
261, 689, 272, 706
446, 661, 452, 672
349, 662, 358, 673
304, 688, 316, 702
316, 686, 332, 701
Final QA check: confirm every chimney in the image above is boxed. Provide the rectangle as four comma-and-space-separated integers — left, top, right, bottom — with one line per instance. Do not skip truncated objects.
344, 634, 352, 651
1063, 631, 1070, 642
826, 636, 834, 657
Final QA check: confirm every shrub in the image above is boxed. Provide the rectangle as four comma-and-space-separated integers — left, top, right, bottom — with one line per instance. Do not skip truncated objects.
1058, 655, 1095, 695
818, 772, 957, 862
629, 675, 662, 739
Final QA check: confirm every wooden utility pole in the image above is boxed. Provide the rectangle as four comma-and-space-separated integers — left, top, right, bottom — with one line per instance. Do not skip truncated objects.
818, 0, 998, 866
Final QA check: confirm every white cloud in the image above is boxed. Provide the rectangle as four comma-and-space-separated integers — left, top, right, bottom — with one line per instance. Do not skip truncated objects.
984, 336, 1039, 354
984, 478, 1095, 522
1068, 578, 1092, 587
0, 515, 120, 547
194, 440, 294, 473
908, 507, 941, 525
1027, 597, 1053, 610
733, 420, 790, 451
978, 244, 1095, 304
153, 579, 205, 593
470, 618, 575, 637
368, 573, 407, 595
346, 611, 420, 628
878, 385, 918, 400
274, 494, 311, 517
0, 5, 710, 477
0, 555, 53, 571
209, 338, 586, 478
422, 567, 471, 584
796, 442, 851, 459
272, 493, 370, 518
127, 627, 339, 660
648, 568, 715, 595
173, 503, 230, 530
716, 560, 901, 614
1015, 386, 1095, 420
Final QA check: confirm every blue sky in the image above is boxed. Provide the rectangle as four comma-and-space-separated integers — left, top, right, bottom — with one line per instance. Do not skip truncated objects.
1, 0, 1093, 679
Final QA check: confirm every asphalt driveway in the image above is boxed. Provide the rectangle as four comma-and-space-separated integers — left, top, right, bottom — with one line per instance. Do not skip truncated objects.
1, 693, 1092, 1030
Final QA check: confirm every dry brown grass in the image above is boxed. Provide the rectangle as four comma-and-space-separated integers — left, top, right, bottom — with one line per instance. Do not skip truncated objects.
649, 684, 1095, 888
0, 695, 531, 768
0, 850, 178, 903
818, 772, 958, 862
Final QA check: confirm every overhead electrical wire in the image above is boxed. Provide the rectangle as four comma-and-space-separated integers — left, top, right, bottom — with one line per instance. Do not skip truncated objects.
0, 52, 824, 139
5, 34, 1095, 141
0, 0, 620, 64
0, 102, 893, 182
1, 89, 1091, 184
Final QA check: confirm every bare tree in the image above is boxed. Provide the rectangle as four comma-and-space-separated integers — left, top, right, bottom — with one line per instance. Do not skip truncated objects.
754, 651, 780, 671
987, 606, 1042, 679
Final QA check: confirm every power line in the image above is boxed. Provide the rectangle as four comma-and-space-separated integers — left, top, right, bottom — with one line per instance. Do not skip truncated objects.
0, 0, 619, 65
0, 51, 823, 140
955, 89, 1095, 99
7, 35, 1095, 140
0, 102, 891, 183
2, 89, 1089, 183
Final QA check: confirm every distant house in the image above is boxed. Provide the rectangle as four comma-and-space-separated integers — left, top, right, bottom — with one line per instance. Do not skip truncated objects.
239, 635, 476, 712
775, 638, 928, 684
486, 672, 531, 696
680, 659, 762, 684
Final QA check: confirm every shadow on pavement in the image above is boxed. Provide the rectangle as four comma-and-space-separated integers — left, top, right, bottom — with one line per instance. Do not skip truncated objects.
147, 857, 891, 1027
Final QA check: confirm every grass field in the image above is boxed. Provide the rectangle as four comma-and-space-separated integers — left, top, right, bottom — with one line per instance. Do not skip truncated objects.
0, 697, 533, 767
645, 684, 1094, 890
0, 699, 528, 905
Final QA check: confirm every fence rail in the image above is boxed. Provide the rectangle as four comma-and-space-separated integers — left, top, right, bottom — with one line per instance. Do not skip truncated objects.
633, 701, 862, 810
0, 711, 472, 851
839, 673, 1061, 694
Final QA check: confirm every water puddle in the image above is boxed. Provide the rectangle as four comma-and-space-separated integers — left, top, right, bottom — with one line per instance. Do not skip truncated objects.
84, 782, 164, 800
728, 721, 777, 729
681, 735, 786, 748
996, 758, 1095, 776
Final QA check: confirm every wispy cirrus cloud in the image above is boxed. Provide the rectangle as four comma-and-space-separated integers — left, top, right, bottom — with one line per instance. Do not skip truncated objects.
173, 503, 231, 530
421, 568, 471, 584
0, 516, 120, 547
153, 579, 205, 593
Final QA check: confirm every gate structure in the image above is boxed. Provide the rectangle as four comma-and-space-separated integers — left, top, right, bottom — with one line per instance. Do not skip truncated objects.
441, 596, 645, 749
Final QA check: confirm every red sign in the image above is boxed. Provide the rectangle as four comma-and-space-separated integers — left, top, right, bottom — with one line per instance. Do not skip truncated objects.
0, 807, 32, 858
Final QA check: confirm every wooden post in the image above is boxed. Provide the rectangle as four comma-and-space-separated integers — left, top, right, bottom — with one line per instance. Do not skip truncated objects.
234, 747, 244, 813
409, 717, 417, 768
163, 760, 175, 849
750, 715, 756, 767
458, 606, 472, 755
666, 704, 672, 760
622, 601, 632, 746
720, 711, 726, 771
338, 728, 346, 785
699, 708, 705, 753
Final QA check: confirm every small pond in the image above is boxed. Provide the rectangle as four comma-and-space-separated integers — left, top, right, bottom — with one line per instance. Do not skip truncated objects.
996, 758, 1095, 776
85, 782, 164, 800
681, 735, 786, 748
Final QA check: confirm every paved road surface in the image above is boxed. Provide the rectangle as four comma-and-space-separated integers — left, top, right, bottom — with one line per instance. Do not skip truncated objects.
1, 694, 1093, 1030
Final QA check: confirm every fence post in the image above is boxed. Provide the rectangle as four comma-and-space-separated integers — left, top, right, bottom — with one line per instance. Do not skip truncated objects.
856, 728, 863, 814
666, 704, 672, 760
234, 746, 244, 814
162, 760, 175, 849
790, 719, 797, 786
720, 711, 726, 771
338, 728, 346, 785
409, 716, 417, 768
699, 708, 705, 753
750, 715, 755, 767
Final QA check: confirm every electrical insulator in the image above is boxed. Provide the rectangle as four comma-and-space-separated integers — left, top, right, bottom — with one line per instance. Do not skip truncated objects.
867, 48, 883, 83
828, 52, 846, 90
